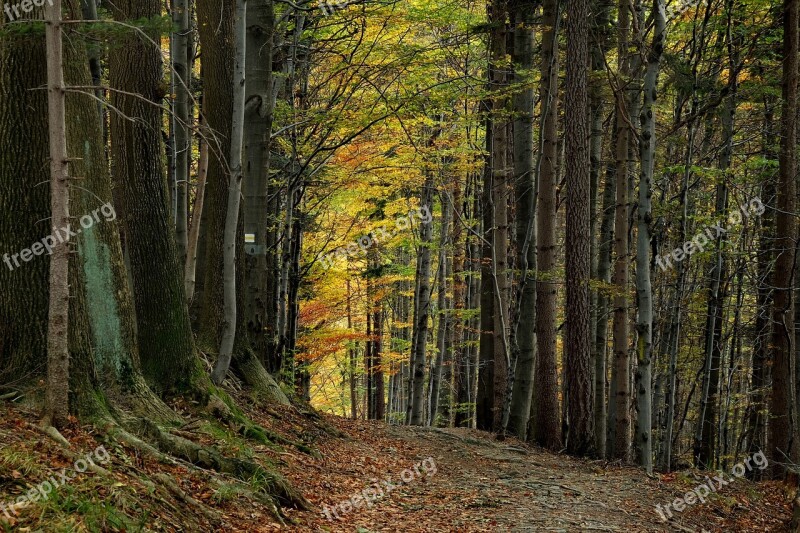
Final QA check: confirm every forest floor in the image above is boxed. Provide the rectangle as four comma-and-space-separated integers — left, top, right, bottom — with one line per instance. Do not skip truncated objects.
0, 395, 792, 532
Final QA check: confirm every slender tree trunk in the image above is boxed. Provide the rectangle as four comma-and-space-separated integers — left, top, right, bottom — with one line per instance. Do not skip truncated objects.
185, 128, 208, 300
44, 0, 70, 429
211, 0, 247, 384
589, 0, 613, 458
609, 0, 632, 461
429, 203, 451, 425
507, 0, 537, 440
634, 0, 664, 473
408, 174, 434, 425
172, 0, 190, 267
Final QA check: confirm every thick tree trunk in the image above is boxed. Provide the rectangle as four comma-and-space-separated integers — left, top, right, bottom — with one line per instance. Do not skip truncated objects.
109, 0, 202, 393
770, 0, 799, 476
244, 0, 277, 368
565, 0, 594, 455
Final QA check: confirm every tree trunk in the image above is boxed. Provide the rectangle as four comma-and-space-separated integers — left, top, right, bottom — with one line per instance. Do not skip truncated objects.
44, 0, 70, 429
172, 0, 190, 267
109, 0, 202, 393
408, 174, 434, 425
565, 0, 594, 455
634, 0, 664, 473
244, 0, 277, 369
532, 0, 561, 449
507, 0, 537, 441
770, 0, 798, 476
609, 0, 632, 461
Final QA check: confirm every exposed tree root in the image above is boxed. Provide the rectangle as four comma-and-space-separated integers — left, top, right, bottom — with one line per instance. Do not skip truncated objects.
131, 417, 310, 510
232, 349, 291, 406
153, 473, 221, 523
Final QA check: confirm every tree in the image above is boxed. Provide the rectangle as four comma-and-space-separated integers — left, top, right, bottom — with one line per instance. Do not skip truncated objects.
609, 0, 632, 461
769, 0, 798, 476
532, 0, 561, 449
634, 0, 665, 474
564, 0, 595, 455
43, 0, 70, 429
211, 0, 248, 385
507, 0, 537, 441
108, 0, 202, 394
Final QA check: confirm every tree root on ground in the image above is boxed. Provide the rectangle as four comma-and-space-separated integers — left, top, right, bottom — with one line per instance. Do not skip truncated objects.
131, 417, 310, 511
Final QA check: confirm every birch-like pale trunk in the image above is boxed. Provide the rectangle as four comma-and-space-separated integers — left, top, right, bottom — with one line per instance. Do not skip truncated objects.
44, 0, 70, 429
211, 0, 247, 385
634, 0, 665, 474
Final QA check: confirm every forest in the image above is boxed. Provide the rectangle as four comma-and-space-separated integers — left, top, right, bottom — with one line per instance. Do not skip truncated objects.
1, 0, 799, 530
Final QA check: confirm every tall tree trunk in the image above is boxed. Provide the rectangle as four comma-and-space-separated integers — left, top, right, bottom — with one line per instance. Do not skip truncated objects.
589, 0, 613, 458
565, 0, 594, 455
451, 175, 467, 428
507, 0, 537, 441
172, 0, 190, 266
429, 202, 451, 425
532, 0, 561, 449
408, 174, 434, 425
211, 0, 247, 384
109, 0, 202, 393
770, 0, 798, 476
609, 0, 632, 461
634, 0, 664, 473
44, 0, 70, 429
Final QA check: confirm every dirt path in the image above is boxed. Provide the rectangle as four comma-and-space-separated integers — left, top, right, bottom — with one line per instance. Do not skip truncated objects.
279, 418, 790, 532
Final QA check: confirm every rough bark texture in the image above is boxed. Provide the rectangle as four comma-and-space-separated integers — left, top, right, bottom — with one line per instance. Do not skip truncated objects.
564, 0, 595, 456
770, 0, 798, 477
109, 0, 202, 394
44, 0, 71, 428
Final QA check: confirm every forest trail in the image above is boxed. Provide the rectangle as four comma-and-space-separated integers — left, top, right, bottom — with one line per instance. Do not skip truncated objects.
0, 403, 790, 532
282, 417, 789, 532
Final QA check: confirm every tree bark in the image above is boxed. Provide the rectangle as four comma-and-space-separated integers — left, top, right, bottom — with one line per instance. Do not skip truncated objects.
44, 0, 70, 429
565, 0, 595, 455
532, 0, 561, 449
